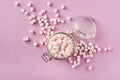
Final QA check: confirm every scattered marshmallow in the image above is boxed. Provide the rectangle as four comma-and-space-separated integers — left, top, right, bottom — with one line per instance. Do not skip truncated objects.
107, 47, 112, 51
30, 7, 35, 12
33, 41, 39, 47
29, 30, 35, 34
47, 1, 52, 7
24, 11, 29, 15
72, 64, 76, 69
40, 41, 44, 45
28, 16, 33, 20
95, 45, 99, 48
89, 53, 94, 58
22, 37, 30, 42
43, 30, 47, 34
39, 11, 43, 16
42, 9, 46, 14
37, 17, 41, 21
72, 61, 80, 69
86, 58, 91, 63
54, 9, 59, 13
61, 5, 65, 10
88, 65, 94, 71
55, 13, 60, 17
44, 42, 47, 46
69, 60, 73, 64
104, 47, 108, 52
30, 19, 37, 24
50, 26, 55, 30
14, 1, 20, 6
31, 14, 36, 18
40, 23, 44, 27
74, 53, 77, 56
27, 3, 32, 7
67, 16, 72, 21
21, 8, 26, 13
46, 36, 50, 39
88, 42, 93, 46
60, 19, 65, 24
43, 38, 47, 42
43, 15, 48, 19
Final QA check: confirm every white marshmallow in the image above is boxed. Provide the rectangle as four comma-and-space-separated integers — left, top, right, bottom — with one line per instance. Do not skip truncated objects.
29, 30, 35, 34
67, 16, 72, 21
24, 11, 29, 15
97, 48, 101, 52
22, 37, 30, 42
30, 7, 35, 12
55, 13, 60, 17
21, 8, 26, 13
104, 47, 108, 52
88, 65, 94, 71
33, 42, 39, 47
60, 20, 65, 24
27, 3, 32, 7
61, 5, 65, 10
14, 1, 20, 6
69, 60, 73, 64
86, 58, 91, 63
107, 47, 112, 51
54, 9, 59, 13
47, 1, 52, 7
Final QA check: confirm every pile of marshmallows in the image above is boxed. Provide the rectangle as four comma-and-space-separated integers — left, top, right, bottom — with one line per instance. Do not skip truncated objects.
15, 1, 112, 71
48, 33, 75, 59
68, 40, 112, 70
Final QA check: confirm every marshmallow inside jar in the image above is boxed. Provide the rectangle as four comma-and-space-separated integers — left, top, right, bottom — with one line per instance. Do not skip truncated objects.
47, 32, 76, 60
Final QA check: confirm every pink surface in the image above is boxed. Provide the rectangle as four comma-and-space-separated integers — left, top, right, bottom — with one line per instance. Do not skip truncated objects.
0, 0, 120, 80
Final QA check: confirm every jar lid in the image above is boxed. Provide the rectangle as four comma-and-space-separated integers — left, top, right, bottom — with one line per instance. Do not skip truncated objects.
72, 16, 96, 39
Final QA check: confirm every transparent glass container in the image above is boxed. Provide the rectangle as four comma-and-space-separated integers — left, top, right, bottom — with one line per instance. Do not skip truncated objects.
41, 32, 76, 62
72, 16, 96, 39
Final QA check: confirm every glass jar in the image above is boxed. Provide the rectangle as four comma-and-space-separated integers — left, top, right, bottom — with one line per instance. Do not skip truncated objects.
41, 32, 76, 62
72, 16, 96, 39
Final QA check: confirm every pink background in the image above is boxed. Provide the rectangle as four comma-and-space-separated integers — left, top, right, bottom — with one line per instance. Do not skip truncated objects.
0, 0, 120, 80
